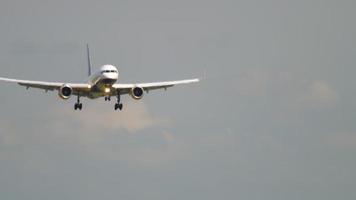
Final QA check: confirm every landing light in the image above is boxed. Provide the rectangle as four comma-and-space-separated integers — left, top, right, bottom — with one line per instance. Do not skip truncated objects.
105, 88, 111, 93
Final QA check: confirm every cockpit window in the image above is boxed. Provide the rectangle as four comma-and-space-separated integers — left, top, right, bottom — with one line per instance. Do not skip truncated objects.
102, 70, 117, 74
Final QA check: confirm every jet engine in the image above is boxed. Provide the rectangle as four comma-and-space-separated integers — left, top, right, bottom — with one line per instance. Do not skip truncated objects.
58, 84, 73, 99
130, 86, 144, 100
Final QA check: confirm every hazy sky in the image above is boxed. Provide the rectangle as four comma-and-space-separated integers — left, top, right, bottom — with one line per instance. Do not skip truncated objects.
0, 0, 355, 199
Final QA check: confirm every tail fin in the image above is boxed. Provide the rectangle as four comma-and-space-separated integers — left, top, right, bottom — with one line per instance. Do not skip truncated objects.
86, 44, 92, 76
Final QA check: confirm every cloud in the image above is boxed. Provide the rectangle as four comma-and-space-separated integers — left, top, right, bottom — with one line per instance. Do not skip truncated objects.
299, 80, 338, 106
161, 130, 175, 144
0, 101, 183, 165
47, 101, 182, 165
50, 101, 171, 134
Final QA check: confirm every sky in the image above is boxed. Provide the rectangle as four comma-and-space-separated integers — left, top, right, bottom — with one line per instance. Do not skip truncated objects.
0, 0, 355, 199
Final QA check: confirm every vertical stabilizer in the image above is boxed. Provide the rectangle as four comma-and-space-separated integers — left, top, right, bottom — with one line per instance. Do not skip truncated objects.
86, 44, 92, 76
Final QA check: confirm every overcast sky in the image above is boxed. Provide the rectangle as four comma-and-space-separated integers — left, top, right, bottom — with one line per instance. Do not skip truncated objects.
0, 0, 355, 199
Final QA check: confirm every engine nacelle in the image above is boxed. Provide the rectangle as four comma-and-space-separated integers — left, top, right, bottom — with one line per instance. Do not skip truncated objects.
58, 84, 73, 100
130, 87, 144, 100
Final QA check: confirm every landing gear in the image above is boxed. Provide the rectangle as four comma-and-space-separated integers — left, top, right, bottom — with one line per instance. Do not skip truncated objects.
114, 91, 123, 111
74, 95, 83, 110
104, 96, 111, 101
74, 103, 82, 110
115, 103, 123, 111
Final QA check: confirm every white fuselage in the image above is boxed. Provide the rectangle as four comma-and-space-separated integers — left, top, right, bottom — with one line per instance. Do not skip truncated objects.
85, 65, 119, 98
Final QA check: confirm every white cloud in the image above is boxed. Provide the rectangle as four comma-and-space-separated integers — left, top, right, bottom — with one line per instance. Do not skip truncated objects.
161, 130, 175, 144
299, 80, 338, 106
50, 101, 171, 134
0, 101, 182, 165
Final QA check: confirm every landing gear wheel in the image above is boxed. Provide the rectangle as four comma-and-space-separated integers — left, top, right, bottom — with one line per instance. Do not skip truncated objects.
115, 90, 123, 111
118, 103, 123, 110
115, 103, 123, 111
74, 95, 83, 111
74, 103, 83, 110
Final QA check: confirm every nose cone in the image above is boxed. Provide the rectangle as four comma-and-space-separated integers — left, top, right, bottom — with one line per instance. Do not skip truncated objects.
100, 64, 119, 82
104, 73, 118, 80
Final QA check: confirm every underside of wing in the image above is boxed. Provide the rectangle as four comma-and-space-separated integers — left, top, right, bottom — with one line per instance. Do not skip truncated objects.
0, 77, 90, 93
112, 78, 199, 95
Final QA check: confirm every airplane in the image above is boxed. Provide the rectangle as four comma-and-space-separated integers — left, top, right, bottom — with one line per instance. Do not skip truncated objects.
0, 45, 199, 111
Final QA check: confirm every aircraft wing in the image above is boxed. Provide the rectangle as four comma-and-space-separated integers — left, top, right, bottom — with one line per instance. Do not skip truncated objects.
0, 77, 90, 93
113, 78, 199, 94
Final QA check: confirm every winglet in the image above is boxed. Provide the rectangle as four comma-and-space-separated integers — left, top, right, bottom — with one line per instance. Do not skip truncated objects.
86, 44, 92, 76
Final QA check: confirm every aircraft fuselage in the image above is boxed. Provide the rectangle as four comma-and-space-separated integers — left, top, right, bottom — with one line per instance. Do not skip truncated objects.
85, 64, 119, 99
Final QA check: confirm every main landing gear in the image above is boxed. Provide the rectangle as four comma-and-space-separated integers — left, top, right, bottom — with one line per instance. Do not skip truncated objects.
74, 95, 83, 110
114, 91, 123, 111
